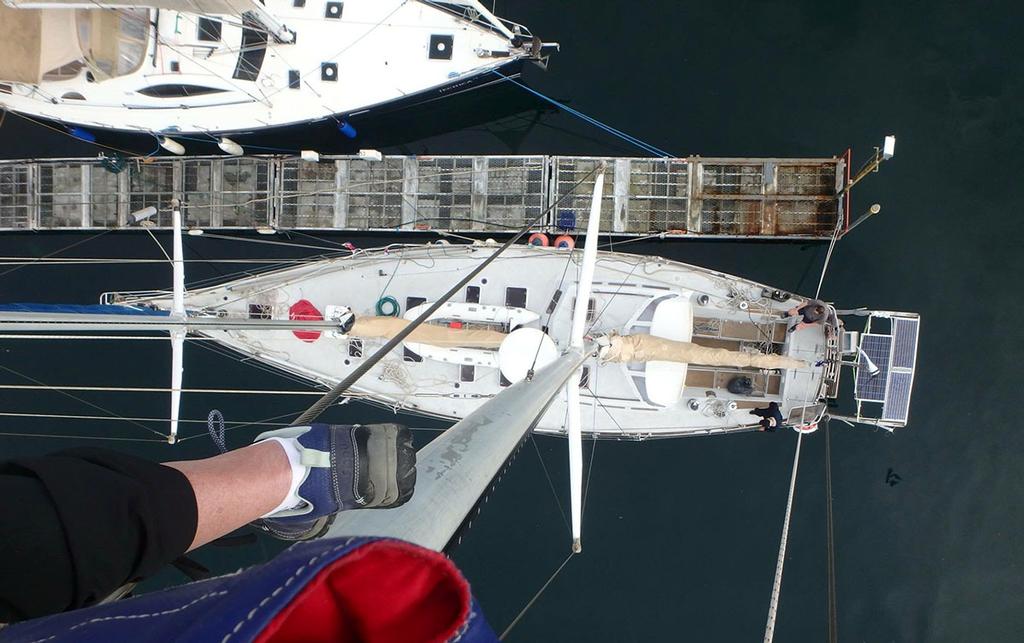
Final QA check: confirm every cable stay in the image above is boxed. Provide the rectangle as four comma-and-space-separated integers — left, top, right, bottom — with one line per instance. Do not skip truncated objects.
763, 432, 803, 643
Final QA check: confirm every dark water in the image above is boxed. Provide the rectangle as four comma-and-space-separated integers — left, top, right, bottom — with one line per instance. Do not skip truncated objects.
2, 1, 1023, 641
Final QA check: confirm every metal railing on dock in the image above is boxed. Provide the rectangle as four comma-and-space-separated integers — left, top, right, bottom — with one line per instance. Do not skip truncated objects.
0, 154, 847, 239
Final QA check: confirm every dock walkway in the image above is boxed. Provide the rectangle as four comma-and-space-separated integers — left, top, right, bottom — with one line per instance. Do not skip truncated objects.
0, 153, 849, 239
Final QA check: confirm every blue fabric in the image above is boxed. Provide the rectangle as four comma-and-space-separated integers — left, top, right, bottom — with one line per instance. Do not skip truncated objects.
0, 304, 169, 316
1, 537, 498, 643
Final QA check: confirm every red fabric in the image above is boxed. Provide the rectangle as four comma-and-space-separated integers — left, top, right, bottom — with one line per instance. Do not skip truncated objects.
289, 299, 323, 343
448, 321, 463, 329
255, 541, 470, 643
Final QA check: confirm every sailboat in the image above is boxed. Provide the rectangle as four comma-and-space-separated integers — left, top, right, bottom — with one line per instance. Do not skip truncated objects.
0, 0, 556, 153
0, 165, 920, 558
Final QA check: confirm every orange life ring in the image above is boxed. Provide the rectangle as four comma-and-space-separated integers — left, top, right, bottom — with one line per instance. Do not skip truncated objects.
553, 235, 575, 249
527, 233, 549, 247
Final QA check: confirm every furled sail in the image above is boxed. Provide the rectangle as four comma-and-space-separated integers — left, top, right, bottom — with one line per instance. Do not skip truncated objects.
351, 316, 506, 349
599, 333, 809, 370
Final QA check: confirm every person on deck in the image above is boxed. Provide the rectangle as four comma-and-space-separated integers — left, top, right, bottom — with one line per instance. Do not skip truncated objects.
782, 298, 828, 333
750, 401, 786, 432
0, 423, 416, 624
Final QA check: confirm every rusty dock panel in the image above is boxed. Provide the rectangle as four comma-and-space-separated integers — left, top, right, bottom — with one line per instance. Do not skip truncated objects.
0, 154, 846, 239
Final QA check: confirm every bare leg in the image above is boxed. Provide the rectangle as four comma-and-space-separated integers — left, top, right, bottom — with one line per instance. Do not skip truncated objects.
165, 441, 291, 551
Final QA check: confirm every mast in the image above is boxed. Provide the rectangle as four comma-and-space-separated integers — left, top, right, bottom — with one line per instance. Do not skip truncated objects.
326, 346, 591, 550
565, 165, 606, 553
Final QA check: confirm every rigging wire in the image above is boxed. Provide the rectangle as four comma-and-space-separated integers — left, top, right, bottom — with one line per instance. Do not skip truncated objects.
3, 110, 160, 159
0, 229, 113, 279
0, 431, 165, 443
0, 258, 335, 266
491, 71, 673, 158
530, 434, 571, 535
499, 550, 575, 641
824, 419, 839, 643
763, 432, 803, 643
0, 384, 328, 396
0, 411, 291, 426
0, 363, 167, 439
815, 218, 844, 299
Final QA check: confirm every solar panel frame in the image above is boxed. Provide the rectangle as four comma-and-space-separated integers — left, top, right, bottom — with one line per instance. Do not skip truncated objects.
883, 371, 914, 422
855, 334, 892, 402
892, 317, 919, 370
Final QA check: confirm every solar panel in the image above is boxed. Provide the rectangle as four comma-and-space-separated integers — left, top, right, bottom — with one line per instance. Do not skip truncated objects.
892, 317, 919, 370
855, 334, 891, 402
883, 371, 914, 422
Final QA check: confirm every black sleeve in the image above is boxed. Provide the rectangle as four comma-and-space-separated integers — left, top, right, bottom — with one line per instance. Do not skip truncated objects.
0, 448, 198, 622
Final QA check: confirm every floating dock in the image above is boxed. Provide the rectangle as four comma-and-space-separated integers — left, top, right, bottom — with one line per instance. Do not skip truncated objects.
0, 153, 850, 239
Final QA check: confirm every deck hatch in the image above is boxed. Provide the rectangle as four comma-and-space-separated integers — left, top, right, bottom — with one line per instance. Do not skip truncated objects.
505, 287, 527, 308
429, 34, 454, 60
320, 63, 338, 82
855, 334, 891, 402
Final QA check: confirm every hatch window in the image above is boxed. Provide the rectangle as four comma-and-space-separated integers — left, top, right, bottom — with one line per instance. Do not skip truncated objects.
505, 287, 527, 308
72, 8, 150, 79
232, 16, 267, 81
197, 18, 222, 42
348, 338, 363, 358
403, 347, 423, 363
465, 285, 480, 304
137, 84, 227, 98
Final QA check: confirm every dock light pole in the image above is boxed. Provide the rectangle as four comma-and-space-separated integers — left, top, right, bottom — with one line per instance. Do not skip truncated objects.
838, 135, 895, 198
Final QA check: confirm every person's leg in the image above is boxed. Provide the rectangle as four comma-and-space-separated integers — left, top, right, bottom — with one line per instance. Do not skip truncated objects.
166, 440, 291, 551
0, 449, 198, 621
0, 425, 414, 622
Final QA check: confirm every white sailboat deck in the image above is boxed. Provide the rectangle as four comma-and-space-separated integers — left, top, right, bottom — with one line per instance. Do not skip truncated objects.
0, 153, 849, 238
116, 243, 830, 439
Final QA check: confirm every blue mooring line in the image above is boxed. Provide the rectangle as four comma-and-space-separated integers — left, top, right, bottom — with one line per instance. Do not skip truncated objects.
492, 71, 673, 158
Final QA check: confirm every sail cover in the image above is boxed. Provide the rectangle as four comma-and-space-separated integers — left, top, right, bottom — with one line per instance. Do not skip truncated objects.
351, 316, 507, 349
0, 6, 82, 84
601, 334, 809, 370
3, 0, 261, 15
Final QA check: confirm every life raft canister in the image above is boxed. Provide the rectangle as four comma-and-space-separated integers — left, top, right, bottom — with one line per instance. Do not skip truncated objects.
289, 299, 323, 342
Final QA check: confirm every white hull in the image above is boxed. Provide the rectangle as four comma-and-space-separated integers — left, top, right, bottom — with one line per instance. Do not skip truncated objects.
0, 0, 550, 136
122, 243, 833, 439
